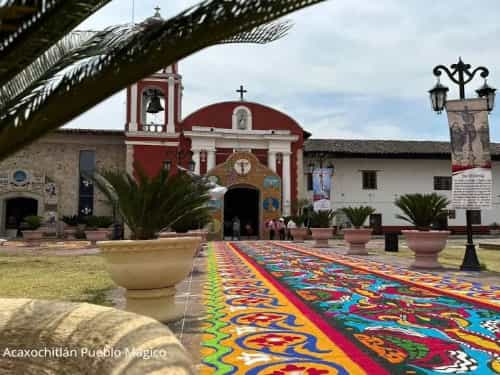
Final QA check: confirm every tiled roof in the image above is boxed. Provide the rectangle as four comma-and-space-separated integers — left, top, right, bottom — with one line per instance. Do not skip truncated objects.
304, 139, 500, 157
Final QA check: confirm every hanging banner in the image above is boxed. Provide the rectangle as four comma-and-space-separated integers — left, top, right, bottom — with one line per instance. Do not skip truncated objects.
446, 98, 492, 209
312, 168, 332, 211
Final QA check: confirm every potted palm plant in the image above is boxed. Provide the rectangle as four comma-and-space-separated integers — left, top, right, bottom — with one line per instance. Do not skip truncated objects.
61, 215, 79, 240
289, 214, 308, 242
309, 210, 336, 248
395, 193, 450, 269
93, 165, 209, 322
21, 215, 44, 242
341, 206, 376, 255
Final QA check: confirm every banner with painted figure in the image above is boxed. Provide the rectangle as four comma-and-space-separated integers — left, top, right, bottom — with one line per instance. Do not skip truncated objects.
446, 98, 492, 209
312, 168, 332, 211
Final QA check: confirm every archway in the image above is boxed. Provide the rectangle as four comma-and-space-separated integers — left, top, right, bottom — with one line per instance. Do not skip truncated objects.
224, 186, 260, 239
5, 197, 38, 236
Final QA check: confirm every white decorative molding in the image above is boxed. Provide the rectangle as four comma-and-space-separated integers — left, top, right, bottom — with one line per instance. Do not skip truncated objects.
232, 106, 253, 131
125, 131, 180, 139
282, 152, 292, 216
125, 141, 179, 147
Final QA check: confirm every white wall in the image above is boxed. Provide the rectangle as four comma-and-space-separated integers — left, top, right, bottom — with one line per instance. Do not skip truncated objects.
304, 158, 500, 227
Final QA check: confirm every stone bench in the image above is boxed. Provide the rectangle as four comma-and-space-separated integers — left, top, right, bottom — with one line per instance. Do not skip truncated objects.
0, 298, 194, 374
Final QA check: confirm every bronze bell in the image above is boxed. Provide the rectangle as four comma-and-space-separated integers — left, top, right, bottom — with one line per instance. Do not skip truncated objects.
146, 94, 164, 114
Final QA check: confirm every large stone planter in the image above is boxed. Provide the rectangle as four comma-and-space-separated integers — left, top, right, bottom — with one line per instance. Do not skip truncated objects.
22, 229, 44, 242
0, 298, 193, 374
158, 231, 195, 239
344, 228, 373, 255
85, 230, 109, 244
188, 229, 208, 242
6, 228, 18, 240
97, 237, 201, 322
290, 227, 309, 242
310, 228, 334, 248
402, 230, 450, 269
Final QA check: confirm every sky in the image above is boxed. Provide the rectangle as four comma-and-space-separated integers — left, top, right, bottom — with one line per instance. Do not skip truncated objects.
67, 0, 500, 142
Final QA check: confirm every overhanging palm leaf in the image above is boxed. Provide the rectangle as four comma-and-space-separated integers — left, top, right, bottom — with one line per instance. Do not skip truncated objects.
0, 20, 292, 110
0, 0, 112, 86
0, 0, 326, 161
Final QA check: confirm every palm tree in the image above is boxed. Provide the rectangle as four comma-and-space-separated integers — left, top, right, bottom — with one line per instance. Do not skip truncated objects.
0, 0, 327, 160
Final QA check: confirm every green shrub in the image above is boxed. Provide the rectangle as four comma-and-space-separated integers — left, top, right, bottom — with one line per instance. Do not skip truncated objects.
394, 193, 449, 231
23, 215, 43, 230
97, 216, 113, 228
83, 216, 101, 230
341, 206, 375, 228
61, 215, 78, 226
309, 210, 336, 228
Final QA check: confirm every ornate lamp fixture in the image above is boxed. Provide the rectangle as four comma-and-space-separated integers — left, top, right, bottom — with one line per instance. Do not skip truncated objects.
428, 80, 449, 114
476, 80, 496, 112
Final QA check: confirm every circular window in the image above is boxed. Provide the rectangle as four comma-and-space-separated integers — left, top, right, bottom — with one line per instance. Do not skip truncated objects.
13, 170, 28, 185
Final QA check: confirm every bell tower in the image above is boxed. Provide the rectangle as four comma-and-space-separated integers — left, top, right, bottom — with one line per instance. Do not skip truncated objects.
124, 63, 186, 178
126, 63, 182, 134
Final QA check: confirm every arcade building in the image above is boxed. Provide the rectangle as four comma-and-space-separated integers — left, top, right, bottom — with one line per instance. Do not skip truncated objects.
1, 63, 499, 239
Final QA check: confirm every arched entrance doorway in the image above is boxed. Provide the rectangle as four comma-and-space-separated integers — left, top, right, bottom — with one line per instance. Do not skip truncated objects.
4, 197, 38, 236
224, 186, 259, 239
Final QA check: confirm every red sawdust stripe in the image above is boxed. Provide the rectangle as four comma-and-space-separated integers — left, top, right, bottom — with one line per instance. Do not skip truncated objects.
229, 242, 390, 375
277, 242, 500, 312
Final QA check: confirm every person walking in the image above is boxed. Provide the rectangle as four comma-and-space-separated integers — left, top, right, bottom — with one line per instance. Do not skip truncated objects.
232, 216, 241, 241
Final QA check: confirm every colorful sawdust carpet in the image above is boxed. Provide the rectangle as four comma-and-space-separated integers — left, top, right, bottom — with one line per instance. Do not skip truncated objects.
202, 241, 500, 374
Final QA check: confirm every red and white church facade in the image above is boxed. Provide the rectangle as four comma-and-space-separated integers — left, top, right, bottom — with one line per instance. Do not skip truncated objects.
124, 64, 308, 239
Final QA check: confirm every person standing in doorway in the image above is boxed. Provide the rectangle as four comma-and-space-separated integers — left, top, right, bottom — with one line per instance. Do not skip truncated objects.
287, 218, 296, 241
277, 218, 286, 240
232, 216, 241, 241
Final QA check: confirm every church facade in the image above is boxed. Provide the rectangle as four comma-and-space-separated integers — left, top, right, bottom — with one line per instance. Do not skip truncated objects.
1, 63, 499, 238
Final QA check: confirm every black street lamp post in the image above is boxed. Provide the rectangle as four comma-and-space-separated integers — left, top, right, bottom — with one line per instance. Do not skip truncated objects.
428, 58, 496, 271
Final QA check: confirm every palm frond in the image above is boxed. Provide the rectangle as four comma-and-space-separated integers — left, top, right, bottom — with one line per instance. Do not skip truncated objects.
394, 193, 450, 230
341, 206, 375, 228
220, 20, 293, 45
0, 31, 95, 109
0, 0, 326, 161
0, 0, 112, 86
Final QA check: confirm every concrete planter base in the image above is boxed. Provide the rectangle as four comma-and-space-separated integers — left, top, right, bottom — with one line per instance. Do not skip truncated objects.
290, 227, 309, 242
402, 230, 450, 269
344, 228, 373, 255
85, 230, 109, 244
22, 230, 44, 242
310, 228, 334, 248
97, 237, 200, 322
64, 227, 77, 240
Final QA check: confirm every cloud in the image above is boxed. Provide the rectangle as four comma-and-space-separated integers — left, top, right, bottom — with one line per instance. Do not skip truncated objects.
67, 0, 500, 142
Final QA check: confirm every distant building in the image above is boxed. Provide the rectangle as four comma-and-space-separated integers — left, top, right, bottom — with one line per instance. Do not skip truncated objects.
1, 64, 499, 238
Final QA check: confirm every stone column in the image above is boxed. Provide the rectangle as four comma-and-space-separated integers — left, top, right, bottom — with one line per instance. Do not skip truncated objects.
282, 152, 291, 216
207, 149, 216, 172
192, 150, 201, 175
129, 84, 138, 132
268, 151, 277, 172
126, 144, 134, 175
166, 76, 175, 133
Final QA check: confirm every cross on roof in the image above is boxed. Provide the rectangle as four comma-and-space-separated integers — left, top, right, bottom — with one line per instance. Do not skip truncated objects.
236, 85, 247, 101
154, 6, 161, 17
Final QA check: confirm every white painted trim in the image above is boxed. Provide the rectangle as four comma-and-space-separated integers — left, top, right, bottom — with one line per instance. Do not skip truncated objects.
129, 84, 138, 132
125, 141, 179, 147
282, 152, 292, 216
268, 151, 277, 172
185, 131, 298, 142
126, 131, 180, 139
167, 77, 175, 133
191, 126, 291, 136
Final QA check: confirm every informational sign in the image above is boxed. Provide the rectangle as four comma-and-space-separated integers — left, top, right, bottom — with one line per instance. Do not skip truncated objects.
312, 168, 333, 211
446, 98, 492, 209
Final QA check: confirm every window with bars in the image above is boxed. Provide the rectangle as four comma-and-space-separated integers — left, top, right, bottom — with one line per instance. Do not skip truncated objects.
470, 210, 481, 225
362, 171, 377, 190
78, 150, 96, 217
434, 176, 452, 190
